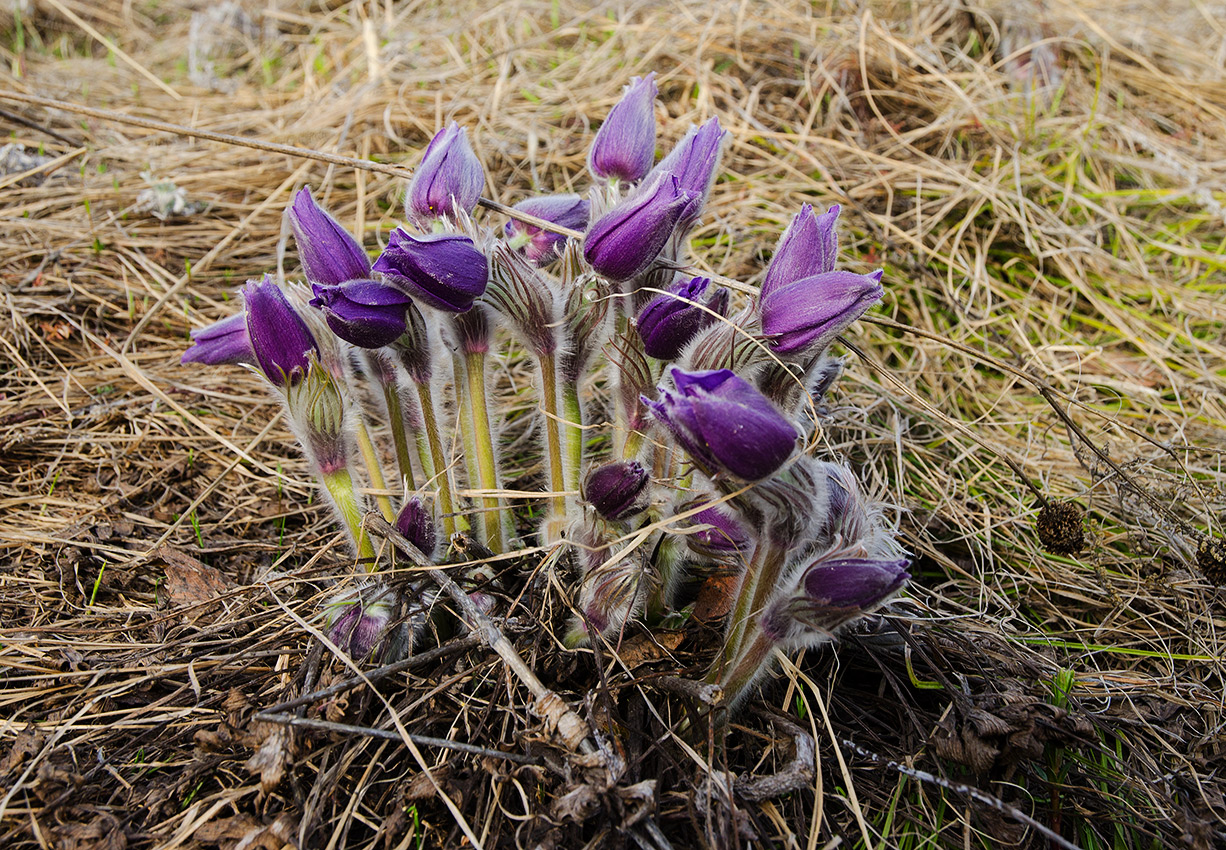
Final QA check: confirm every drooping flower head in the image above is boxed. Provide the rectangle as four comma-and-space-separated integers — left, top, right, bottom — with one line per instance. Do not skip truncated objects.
588, 73, 658, 183
242, 275, 319, 387
309, 279, 416, 349
324, 585, 401, 660
406, 121, 485, 224
680, 499, 751, 559
762, 553, 910, 645
760, 269, 884, 355
373, 229, 489, 313
583, 172, 694, 281
285, 186, 371, 287
182, 312, 254, 366
504, 194, 590, 265
635, 275, 729, 360
643, 368, 797, 481
396, 497, 437, 560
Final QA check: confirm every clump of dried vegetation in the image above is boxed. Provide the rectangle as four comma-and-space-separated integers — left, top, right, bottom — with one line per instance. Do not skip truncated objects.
1, 1, 1224, 848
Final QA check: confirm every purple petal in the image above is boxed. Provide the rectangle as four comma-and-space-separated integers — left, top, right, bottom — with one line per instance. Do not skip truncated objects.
373, 229, 489, 313
761, 204, 841, 299
242, 276, 319, 386
589, 73, 658, 182
583, 172, 693, 281
287, 186, 371, 286
761, 269, 884, 354
182, 311, 254, 366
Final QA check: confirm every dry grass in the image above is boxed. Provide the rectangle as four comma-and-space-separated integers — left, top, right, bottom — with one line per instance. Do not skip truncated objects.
2, 0, 1225, 847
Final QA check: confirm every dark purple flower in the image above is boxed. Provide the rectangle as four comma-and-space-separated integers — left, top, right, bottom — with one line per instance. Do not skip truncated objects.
760, 269, 884, 354
286, 186, 371, 287
635, 276, 729, 360
588, 73, 658, 182
762, 553, 909, 643
650, 117, 727, 231
582, 461, 649, 521
504, 194, 590, 265
583, 172, 693, 281
682, 500, 750, 558
761, 204, 841, 300
182, 312, 253, 366
406, 122, 485, 223
242, 276, 319, 387
326, 593, 395, 659
643, 368, 796, 480
395, 497, 437, 559
309, 279, 416, 349
373, 229, 489, 313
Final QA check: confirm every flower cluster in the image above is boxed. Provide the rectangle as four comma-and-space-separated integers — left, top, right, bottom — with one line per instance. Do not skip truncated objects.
183, 74, 908, 714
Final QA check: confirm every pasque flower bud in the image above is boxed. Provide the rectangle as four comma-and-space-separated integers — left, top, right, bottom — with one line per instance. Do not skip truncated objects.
581, 460, 649, 521
286, 186, 371, 287
309, 279, 416, 349
588, 73, 658, 183
505, 194, 590, 265
760, 269, 884, 355
324, 585, 402, 660
635, 275, 728, 360
406, 122, 485, 224
761, 204, 841, 299
182, 312, 254, 366
583, 172, 693, 281
373, 229, 489, 313
650, 116, 727, 232
242, 276, 319, 387
643, 368, 796, 481
395, 497, 437, 559
681, 499, 750, 558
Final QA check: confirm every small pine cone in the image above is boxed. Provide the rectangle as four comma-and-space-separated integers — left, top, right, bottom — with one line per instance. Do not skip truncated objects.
1035, 502, 1085, 556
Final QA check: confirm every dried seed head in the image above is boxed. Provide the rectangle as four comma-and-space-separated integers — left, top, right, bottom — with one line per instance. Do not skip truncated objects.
1035, 501, 1085, 555
1196, 535, 1226, 586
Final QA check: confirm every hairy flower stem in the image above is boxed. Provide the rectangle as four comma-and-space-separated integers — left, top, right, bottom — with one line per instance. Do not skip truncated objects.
711, 538, 786, 681
538, 351, 567, 517
464, 351, 505, 552
715, 627, 778, 715
413, 379, 456, 539
380, 381, 417, 491
561, 381, 584, 493
322, 468, 376, 564
353, 418, 395, 522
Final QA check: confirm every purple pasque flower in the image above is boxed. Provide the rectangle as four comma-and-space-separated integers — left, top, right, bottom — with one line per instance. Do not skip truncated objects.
635, 275, 729, 360
325, 587, 397, 659
581, 460, 650, 521
761, 204, 841, 300
643, 367, 797, 481
504, 194, 590, 265
681, 499, 751, 558
406, 121, 485, 224
309, 279, 416, 349
242, 275, 319, 387
583, 172, 694, 281
760, 268, 884, 355
373, 229, 489, 313
182, 312, 254, 366
588, 73, 658, 183
651, 116, 728, 231
286, 186, 371, 287
395, 496, 437, 559
763, 554, 909, 643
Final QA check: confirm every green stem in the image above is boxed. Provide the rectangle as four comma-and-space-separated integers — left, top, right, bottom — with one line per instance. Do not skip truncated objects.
381, 381, 417, 491
414, 379, 456, 539
711, 538, 785, 681
538, 351, 567, 516
561, 380, 584, 493
322, 468, 376, 564
464, 351, 505, 553
353, 418, 394, 522
716, 627, 779, 715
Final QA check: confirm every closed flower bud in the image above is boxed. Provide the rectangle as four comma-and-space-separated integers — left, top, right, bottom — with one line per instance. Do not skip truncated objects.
406, 122, 485, 224
650, 117, 727, 232
395, 497, 437, 559
643, 367, 796, 481
505, 194, 590, 265
583, 172, 694, 281
242, 276, 319, 387
182, 312, 254, 366
373, 229, 489, 313
588, 73, 658, 183
762, 553, 909, 644
325, 587, 397, 660
635, 275, 728, 360
581, 461, 649, 521
309, 279, 415, 349
680, 500, 750, 558
761, 204, 840, 300
759, 269, 884, 355
286, 186, 371, 286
